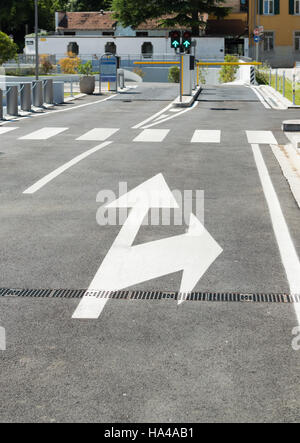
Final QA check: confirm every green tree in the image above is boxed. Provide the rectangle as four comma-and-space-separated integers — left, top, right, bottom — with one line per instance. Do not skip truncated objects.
0, 1, 111, 50
219, 54, 239, 83
0, 31, 18, 65
112, 0, 230, 36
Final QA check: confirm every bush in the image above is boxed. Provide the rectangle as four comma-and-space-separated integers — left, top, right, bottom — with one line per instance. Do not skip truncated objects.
168, 66, 180, 83
219, 55, 239, 83
133, 67, 145, 79
0, 31, 18, 65
78, 60, 93, 76
59, 52, 80, 74
40, 54, 54, 74
255, 63, 271, 85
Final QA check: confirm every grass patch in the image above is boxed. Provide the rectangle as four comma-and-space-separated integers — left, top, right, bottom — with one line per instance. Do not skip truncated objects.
270, 74, 300, 105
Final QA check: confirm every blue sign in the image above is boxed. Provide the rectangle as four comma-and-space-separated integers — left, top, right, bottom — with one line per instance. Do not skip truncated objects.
100, 55, 118, 83
254, 36, 261, 43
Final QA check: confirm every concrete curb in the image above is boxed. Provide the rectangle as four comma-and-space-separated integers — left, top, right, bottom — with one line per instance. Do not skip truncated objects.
258, 85, 300, 109
173, 86, 202, 108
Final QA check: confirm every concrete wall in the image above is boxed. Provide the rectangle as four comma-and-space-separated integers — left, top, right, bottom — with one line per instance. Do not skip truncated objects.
248, 1, 300, 67
24, 36, 225, 61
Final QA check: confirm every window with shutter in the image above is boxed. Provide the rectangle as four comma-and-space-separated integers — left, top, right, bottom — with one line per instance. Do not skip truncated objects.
263, 0, 275, 15
290, 0, 295, 14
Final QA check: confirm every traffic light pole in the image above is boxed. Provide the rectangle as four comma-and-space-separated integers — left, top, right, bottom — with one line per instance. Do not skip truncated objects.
180, 54, 183, 103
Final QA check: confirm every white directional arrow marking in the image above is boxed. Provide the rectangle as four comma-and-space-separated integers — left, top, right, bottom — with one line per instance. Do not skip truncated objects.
72, 174, 222, 319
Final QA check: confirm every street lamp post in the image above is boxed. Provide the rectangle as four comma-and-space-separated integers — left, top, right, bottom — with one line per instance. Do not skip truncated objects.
35, 0, 39, 80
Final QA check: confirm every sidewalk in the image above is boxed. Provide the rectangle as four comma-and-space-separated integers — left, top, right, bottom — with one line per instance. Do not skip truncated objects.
272, 134, 300, 208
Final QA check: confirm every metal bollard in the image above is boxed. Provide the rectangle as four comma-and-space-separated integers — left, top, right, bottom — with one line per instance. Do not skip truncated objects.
0, 89, 3, 120
275, 69, 278, 90
70, 80, 73, 97
32, 80, 43, 108
283, 71, 286, 97
117, 69, 125, 89
6, 85, 18, 116
20, 83, 32, 112
43, 79, 54, 104
269, 68, 272, 86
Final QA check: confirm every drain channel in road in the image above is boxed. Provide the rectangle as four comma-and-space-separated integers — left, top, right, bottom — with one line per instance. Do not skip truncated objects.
0, 288, 299, 303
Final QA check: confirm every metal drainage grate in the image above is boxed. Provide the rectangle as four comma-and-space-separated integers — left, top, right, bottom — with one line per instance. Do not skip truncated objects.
0, 288, 299, 303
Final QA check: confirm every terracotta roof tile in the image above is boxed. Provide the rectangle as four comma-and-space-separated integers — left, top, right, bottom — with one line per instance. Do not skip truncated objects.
57, 12, 117, 30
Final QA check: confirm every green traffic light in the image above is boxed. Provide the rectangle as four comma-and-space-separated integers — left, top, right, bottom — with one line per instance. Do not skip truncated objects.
183, 41, 191, 48
172, 40, 179, 48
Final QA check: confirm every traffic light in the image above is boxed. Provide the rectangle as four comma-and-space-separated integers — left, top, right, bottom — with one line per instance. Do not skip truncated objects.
170, 30, 181, 50
182, 30, 192, 51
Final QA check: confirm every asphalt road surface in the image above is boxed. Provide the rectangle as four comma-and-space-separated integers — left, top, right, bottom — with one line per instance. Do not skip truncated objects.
0, 84, 299, 423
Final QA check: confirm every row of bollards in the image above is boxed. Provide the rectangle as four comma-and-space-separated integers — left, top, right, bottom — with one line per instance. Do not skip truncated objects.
0, 79, 54, 119
272, 68, 297, 105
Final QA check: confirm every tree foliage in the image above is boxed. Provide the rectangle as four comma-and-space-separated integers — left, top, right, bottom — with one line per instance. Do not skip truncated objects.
112, 0, 231, 36
0, 31, 18, 65
0, 1, 111, 49
219, 54, 239, 83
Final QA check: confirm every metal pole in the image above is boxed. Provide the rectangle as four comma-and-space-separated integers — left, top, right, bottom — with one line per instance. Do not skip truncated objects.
293, 73, 296, 105
0, 89, 3, 120
180, 54, 183, 102
35, 0, 39, 80
283, 71, 285, 97
275, 69, 278, 90
269, 68, 271, 86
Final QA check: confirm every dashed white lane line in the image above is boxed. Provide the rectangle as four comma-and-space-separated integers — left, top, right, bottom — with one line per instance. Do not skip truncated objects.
191, 130, 221, 143
133, 129, 170, 143
246, 131, 278, 145
0, 127, 19, 135
252, 143, 300, 325
23, 141, 112, 194
76, 128, 119, 141
19, 127, 68, 140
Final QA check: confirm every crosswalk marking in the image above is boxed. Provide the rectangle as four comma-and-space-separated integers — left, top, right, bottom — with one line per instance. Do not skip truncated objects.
1, 126, 281, 146
133, 129, 170, 143
0, 127, 18, 135
76, 128, 119, 141
19, 127, 68, 140
191, 130, 221, 143
246, 131, 278, 145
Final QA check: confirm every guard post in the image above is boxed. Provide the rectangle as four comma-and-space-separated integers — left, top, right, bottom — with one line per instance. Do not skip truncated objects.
20, 83, 32, 112
6, 85, 18, 116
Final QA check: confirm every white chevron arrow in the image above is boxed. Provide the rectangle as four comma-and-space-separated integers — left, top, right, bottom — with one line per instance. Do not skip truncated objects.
72, 174, 222, 319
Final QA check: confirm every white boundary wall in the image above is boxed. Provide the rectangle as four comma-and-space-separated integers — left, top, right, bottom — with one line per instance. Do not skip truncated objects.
24, 36, 225, 60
